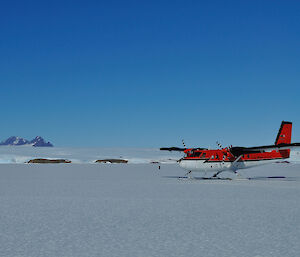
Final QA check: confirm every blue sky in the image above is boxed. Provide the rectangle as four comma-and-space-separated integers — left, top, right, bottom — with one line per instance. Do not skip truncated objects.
1, 0, 300, 147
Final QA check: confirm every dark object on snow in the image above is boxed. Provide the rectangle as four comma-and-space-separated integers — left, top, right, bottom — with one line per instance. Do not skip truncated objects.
95, 159, 128, 164
28, 158, 71, 164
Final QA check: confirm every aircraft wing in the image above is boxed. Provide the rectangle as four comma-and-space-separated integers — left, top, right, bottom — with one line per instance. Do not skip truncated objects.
160, 147, 186, 151
230, 143, 300, 156
160, 147, 208, 152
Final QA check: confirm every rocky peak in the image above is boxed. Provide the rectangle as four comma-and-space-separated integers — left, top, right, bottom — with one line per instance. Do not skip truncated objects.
0, 136, 30, 146
30, 136, 53, 147
0, 136, 53, 147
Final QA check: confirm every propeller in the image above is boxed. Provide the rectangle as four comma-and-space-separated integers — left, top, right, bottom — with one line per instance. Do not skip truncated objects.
216, 141, 223, 149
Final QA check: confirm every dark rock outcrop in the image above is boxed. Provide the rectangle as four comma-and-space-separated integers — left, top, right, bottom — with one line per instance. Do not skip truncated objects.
28, 159, 71, 164
95, 159, 128, 164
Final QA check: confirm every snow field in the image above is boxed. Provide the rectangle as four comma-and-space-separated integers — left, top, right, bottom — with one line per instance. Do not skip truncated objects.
0, 163, 299, 257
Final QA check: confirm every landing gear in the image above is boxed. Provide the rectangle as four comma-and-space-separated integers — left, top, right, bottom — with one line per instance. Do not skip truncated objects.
232, 170, 246, 180
185, 170, 193, 179
212, 171, 222, 179
235, 172, 243, 179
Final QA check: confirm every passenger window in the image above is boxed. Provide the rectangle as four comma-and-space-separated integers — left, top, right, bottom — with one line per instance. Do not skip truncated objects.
194, 152, 201, 157
202, 153, 206, 158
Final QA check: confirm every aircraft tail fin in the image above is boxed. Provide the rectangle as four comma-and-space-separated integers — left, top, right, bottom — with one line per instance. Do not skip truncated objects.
275, 121, 292, 145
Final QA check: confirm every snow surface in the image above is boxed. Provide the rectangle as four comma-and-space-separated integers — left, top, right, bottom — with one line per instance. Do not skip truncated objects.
0, 163, 300, 257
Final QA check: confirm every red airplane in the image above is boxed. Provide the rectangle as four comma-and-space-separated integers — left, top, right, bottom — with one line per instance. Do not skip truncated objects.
161, 121, 300, 178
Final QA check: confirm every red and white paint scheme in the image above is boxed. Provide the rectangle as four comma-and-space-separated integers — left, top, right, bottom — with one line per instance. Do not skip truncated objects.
161, 121, 300, 178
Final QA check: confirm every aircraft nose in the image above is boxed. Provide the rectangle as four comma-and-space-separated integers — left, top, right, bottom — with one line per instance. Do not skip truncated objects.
179, 159, 196, 171
179, 159, 187, 169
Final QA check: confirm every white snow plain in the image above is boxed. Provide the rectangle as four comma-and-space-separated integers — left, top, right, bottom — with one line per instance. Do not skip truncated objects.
0, 162, 300, 257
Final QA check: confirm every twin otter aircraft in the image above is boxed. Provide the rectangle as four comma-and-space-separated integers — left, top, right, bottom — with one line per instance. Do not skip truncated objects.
161, 121, 300, 178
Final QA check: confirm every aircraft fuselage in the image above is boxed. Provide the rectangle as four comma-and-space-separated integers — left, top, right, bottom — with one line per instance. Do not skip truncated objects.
179, 149, 290, 174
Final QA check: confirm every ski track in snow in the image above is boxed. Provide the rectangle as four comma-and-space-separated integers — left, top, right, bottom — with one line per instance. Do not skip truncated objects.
0, 163, 300, 257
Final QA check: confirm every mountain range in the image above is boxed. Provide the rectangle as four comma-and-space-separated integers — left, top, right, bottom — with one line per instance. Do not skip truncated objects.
0, 136, 54, 147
